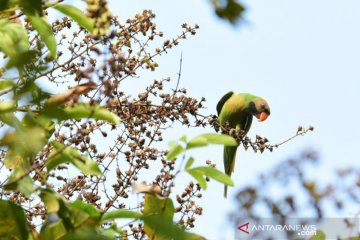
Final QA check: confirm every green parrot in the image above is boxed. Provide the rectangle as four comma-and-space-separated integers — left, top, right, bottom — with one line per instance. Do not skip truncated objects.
217, 92, 270, 198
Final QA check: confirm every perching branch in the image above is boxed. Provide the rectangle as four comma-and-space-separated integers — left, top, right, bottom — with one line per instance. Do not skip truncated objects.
209, 115, 314, 153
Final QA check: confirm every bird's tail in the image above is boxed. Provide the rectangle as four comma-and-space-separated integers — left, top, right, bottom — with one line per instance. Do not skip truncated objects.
223, 146, 237, 198
224, 185, 229, 198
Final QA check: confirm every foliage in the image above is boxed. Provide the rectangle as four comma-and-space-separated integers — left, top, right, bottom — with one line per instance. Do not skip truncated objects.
0, 1, 246, 239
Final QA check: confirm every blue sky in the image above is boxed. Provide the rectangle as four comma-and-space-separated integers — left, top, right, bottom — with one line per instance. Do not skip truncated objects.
107, 0, 360, 239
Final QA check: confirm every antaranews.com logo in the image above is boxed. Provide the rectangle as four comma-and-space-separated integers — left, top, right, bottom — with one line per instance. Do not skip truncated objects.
235, 218, 359, 240
237, 222, 316, 236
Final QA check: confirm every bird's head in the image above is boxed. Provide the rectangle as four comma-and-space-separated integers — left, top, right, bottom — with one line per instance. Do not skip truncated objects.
248, 98, 271, 122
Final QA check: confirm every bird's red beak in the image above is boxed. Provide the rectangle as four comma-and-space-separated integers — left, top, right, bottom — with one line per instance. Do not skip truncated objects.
256, 112, 269, 122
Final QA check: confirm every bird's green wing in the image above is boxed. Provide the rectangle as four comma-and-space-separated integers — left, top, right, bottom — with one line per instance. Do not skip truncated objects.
242, 114, 253, 134
216, 91, 234, 115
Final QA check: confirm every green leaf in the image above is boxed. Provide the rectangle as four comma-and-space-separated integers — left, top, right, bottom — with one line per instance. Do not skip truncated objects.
46, 141, 102, 176
0, 100, 15, 113
63, 104, 120, 124
187, 169, 207, 190
2, 126, 49, 198
67, 202, 102, 236
142, 215, 187, 240
143, 194, 176, 239
57, 200, 74, 232
54, 4, 94, 33
3, 150, 26, 169
6, 50, 37, 68
186, 136, 208, 150
39, 194, 106, 240
191, 166, 234, 187
185, 157, 194, 170
0, 19, 29, 55
0, 19, 30, 67
100, 224, 123, 239
0, 200, 29, 240
40, 189, 60, 213
28, 16, 56, 58
45, 142, 71, 171
70, 200, 101, 220
0, 0, 19, 11
179, 135, 187, 142
4, 171, 36, 198
0, 80, 15, 91
43, 103, 120, 125
167, 140, 177, 148
199, 133, 237, 146
19, 0, 42, 16
16, 176, 36, 197
1, 127, 48, 164
166, 142, 185, 161
102, 210, 142, 222
0, 112, 20, 127
61, 228, 113, 240
187, 133, 237, 150
80, 158, 103, 176
143, 195, 175, 220
99, 227, 116, 239
22, 112, 56, 139
39, 199, 76, 240
39, 219, 67, 240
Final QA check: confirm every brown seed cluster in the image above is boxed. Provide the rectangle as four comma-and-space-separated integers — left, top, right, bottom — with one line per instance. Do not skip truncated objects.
176, 182, 203, 228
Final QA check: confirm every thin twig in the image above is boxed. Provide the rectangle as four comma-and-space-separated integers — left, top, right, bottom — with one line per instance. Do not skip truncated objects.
174, 52, 183, 93
274, 126, 314, 148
